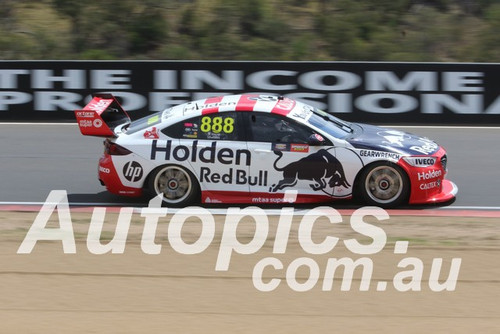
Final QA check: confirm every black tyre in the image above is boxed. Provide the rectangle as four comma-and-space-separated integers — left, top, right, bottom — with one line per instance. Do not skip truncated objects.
148, 165, 199, 207
358, 162, 409, 208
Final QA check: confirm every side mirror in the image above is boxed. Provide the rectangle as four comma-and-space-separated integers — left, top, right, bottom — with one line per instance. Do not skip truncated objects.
308, 133, 326, 146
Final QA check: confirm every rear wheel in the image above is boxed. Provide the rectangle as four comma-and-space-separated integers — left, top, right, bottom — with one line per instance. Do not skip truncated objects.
148, 165, 199, 206
359, 163, 409, 208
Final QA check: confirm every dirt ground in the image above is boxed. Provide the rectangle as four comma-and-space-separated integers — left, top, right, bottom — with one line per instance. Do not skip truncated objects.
0, 209, 499, 333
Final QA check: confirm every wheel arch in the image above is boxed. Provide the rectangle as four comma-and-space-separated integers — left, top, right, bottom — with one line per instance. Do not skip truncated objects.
352, 160, 411, 206
143, 162, 200, 191
145, 163, 201, 205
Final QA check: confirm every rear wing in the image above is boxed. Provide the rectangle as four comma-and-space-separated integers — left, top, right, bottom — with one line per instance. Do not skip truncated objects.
74, 94, 131, 137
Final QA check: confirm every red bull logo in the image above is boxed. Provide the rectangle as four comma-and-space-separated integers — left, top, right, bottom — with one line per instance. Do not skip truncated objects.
270, 149, 350, 195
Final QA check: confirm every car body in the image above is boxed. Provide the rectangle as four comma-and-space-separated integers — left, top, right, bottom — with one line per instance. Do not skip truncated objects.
75, 93, 457, 207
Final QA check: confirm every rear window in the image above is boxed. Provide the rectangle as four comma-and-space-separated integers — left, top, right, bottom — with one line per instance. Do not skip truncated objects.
125, 112, 162, 134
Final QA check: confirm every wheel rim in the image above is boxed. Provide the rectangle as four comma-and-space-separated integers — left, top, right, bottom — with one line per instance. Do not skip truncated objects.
364, 165, 403, 204
154, 166, 192, 204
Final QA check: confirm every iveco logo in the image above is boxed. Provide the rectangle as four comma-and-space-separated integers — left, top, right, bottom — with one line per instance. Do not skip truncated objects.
123, 161, 143, 182
414, 158, 435, 165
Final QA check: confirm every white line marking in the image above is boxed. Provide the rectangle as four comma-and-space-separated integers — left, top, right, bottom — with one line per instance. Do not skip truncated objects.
438, 206, 500, 211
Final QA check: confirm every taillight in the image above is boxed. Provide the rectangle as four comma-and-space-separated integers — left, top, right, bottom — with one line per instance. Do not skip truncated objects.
103, 139, 132, 155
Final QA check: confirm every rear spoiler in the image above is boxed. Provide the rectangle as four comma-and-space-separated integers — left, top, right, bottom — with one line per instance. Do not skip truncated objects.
74, 94, 131, 137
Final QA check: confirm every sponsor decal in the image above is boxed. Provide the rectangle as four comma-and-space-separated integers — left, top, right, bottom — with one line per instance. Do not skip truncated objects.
415, 157, 436, 166
403, 156, 437, 167
274, 97, 295, 111
291, 105, 314, 120
78, 119, 92, 128
123, 161, 143, 182
272, 143, 288, 151
248, 95, 278, 102
202, 101, 237, 109
144, 127, 159, 139
184, 101, 237, 113
78, 116, 105, 129
420, 179, 441, 190
290, 144, 309, 153
200, 168, 268, 186
251, 197, 288, 204
313, 134, 324, 142
118, 190, 140, 195
414, 158, 435, 165
98, 166, 110, 174
150, 140, 251, 166
75, 111, 95, 118
270, 148, 350, 195
417, 169, 442, 181
182, 122, 198, 139
359, 150, 401, 160
93, 118, 103, 128
206, 132, 223, 139
147, 115, 160, 125
204, 197, 222, 204
378, 130, 411, 148
410, 139, 439, 155
377, 131, 439, 155
79, 119, 93, 128
85, 98, 112, 113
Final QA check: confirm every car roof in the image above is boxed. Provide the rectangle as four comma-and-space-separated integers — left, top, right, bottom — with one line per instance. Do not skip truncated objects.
164, 94, 303, 119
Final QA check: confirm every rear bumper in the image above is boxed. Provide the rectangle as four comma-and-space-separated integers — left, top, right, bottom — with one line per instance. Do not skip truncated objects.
98, 154, 142, 197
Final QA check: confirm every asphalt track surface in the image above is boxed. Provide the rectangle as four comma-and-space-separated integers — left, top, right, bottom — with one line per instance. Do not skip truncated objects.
1, 123, 499, 208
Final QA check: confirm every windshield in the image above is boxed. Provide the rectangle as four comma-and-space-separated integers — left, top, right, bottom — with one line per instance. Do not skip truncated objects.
306, 108, 353, 139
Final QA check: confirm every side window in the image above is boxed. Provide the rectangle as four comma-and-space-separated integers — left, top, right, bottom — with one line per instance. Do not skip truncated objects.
247, 113, 315, 144
162, 112, 240, 140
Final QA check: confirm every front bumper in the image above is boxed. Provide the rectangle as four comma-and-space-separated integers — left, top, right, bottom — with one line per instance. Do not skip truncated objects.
399, 148, 457, 205
421, 179, 458, 204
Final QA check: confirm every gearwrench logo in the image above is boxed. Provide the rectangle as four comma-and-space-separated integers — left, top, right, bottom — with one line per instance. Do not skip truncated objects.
17, 190, 461, 292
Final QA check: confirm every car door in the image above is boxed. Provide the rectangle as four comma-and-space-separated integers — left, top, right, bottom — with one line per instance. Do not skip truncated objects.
162, 111, 250, 203
243, 112, 340, 204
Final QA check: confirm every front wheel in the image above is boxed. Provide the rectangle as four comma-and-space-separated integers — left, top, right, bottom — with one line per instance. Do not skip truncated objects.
148, 165, 199, 207
358, 163, 409, 208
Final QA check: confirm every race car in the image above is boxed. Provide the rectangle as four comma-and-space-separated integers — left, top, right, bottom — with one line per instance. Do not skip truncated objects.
75, 93, 457, 207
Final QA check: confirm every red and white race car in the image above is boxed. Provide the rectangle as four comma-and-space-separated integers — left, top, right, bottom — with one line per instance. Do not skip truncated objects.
75, 93, 457, 207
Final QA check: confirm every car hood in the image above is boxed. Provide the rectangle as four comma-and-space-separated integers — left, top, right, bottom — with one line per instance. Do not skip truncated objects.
346, 123, 440, 156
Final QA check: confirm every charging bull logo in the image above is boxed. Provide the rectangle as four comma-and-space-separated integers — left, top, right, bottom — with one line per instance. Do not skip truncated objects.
269, 149, 350, 195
